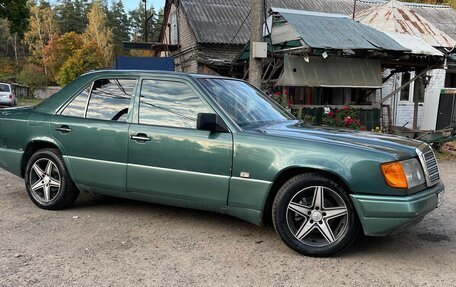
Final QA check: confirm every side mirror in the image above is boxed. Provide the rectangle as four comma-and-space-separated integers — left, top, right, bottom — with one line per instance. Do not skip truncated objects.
197, 113, 229, 133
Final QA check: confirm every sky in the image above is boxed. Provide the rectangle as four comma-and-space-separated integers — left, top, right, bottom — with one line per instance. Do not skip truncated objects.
123, 0, 165, 11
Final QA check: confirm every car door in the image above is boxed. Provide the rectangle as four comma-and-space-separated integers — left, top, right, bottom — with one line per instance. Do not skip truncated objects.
127, 78, 233, 205
51, 78, 137, 194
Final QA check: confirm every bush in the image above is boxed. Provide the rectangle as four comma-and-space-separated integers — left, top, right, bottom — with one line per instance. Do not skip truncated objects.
16, 64, 47, 97
322, 105, 366, 130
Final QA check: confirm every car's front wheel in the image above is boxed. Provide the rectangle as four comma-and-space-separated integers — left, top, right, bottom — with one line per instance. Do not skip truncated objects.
272, 173, 360, 257
25, 148, 80, 210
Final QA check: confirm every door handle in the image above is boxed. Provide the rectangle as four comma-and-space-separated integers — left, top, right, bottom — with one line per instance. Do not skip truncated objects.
130, 133, 151, 142
55, 125, 72, 134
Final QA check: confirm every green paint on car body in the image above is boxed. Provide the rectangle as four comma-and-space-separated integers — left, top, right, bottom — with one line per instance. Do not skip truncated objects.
0, 70, 444, 235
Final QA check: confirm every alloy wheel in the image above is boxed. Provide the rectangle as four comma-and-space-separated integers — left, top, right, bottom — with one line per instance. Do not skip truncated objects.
286, 186, 349, 247
28, 158, 62, 204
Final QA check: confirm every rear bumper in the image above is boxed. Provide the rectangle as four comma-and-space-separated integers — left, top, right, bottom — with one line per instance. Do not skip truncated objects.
351, 182, 445, 236
0, 98, 14, 106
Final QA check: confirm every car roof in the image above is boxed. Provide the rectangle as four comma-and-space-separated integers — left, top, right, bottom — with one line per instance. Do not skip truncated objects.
82, 69, 237, 81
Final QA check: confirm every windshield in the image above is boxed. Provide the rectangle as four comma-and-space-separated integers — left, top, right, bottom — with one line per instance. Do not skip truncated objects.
199, 78, 293, 129
0, 84, 10, 93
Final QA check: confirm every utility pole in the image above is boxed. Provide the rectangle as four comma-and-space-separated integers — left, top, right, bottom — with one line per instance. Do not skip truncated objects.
352, 0, 357, 19
249, 0, 264, 88
142, 0, 148, 42
412, 72, 423, 130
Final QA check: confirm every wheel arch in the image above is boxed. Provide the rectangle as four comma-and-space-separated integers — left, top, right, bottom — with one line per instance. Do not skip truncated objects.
262, 166, 352, 224
21, 139, 65, 178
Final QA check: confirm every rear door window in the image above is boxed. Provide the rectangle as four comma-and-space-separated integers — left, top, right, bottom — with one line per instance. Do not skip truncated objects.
61, 79, 137, 121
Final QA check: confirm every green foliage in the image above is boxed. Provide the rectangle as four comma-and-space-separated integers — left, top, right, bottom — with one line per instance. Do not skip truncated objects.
302, 114, 316, 124
107, 0, 130, 54
0, 0, 29, 37
16, 63, 47, 95
322, 106, 366, 130
0, 57, 17, 82
54, 0, 89, 34
56, 42, 103, 86
129, 2, 161, 42
271, 90, 289, 108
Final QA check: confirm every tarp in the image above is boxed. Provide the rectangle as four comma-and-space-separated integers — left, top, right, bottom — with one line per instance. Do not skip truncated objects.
277, 55, 382, 88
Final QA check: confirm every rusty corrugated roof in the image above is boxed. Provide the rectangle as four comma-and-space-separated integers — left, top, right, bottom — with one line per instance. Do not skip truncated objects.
178, 0, 456, 45
356, 0, 456, 48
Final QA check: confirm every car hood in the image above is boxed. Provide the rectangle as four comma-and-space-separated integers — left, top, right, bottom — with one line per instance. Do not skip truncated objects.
254, 121, 424, 159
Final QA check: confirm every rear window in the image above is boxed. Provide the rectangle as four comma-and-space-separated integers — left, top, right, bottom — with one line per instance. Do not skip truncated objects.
0, 84, 10, 92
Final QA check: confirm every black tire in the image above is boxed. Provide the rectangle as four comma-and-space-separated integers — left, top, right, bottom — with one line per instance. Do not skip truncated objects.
272, 173, 360, 257
24, 148, 80, 210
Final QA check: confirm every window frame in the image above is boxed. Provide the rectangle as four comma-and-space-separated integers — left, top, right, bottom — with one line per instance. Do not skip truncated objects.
58, 77, 139, 123
136, 78, 216, 130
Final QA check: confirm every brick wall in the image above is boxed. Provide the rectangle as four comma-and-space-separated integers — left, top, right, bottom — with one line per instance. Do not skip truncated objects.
162, 3, 199, 73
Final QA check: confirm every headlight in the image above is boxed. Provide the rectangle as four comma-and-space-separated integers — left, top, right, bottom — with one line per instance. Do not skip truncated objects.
381, 158, 425, 189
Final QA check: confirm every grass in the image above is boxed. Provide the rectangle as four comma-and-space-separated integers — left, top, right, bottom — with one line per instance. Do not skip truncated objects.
17, 97, 44, 107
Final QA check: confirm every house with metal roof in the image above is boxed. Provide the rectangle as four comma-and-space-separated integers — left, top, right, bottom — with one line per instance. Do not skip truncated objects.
159, 0, 456, 130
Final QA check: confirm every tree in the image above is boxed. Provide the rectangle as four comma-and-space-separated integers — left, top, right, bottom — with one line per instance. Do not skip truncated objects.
16, 63, 47, 96
56, 42, 103, 86
107, 0, 130, 54
24, 3, 58, 74
0, 57, 16, 82
151, 7, 165, 42
83, 0, 113, 66
129, 2, 156, 42
54, 0, 89, 34
0, 0, 29, 37
43, 32, 84, 83
0, 0, 29, 65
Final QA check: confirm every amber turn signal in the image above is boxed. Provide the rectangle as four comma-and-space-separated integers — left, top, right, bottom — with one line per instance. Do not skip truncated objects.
381, 162, 408, 189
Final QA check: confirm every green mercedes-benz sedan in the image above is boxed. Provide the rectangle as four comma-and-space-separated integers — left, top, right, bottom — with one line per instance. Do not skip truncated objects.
0, 70, 445, 256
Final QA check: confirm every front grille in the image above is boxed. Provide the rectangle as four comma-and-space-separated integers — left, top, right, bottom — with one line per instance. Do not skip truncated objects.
423, 150, 440, 185
416, 144, 440, 187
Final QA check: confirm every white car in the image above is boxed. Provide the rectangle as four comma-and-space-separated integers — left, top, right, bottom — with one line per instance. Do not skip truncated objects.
0, 83, 17, 107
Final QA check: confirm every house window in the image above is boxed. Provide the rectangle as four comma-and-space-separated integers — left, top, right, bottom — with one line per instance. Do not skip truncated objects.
400, 72, 411, 102
170, 12, 178, 45
445, 71, 456, 88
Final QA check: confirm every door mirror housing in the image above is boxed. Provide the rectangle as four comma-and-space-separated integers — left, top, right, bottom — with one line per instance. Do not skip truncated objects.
197, 113, 229, 133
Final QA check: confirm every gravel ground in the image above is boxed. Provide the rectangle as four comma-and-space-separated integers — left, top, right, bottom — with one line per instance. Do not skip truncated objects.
0, 161, 455, 286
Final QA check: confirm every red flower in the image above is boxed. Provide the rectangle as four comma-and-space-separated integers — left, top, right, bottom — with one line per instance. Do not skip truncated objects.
275, 91, 281, 96
328, 111, 334, 118
343, 105, 349, 111
360, 125, 367, 131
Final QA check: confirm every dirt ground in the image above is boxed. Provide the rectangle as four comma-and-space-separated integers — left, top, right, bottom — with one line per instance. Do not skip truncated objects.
0, 161, 455, 287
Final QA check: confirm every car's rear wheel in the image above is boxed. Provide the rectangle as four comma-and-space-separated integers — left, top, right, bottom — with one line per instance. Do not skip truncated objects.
272, 173, 360, 257
25, 148, 79, 210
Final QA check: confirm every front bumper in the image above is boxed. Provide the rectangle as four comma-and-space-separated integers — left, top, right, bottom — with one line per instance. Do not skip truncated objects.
351, 182, 445, 236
